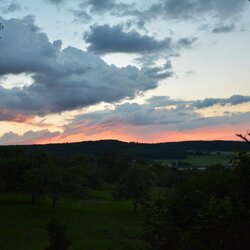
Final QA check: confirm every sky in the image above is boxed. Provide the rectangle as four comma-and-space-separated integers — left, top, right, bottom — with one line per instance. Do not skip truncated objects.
0, 0, 249, 145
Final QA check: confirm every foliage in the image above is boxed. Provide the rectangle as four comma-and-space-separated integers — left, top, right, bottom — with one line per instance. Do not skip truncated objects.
144, 153, 250, 250
45, 219, 72, 250
21, 157, 86, 210
114, 163, 153, 211
151, 163, 184, 188
232, 151, 250, 207
98, 151, 130, 183
182, 197, 250, 250
22, 168, 48, 203
42, 166, 86, 210
0, 148, 30, 192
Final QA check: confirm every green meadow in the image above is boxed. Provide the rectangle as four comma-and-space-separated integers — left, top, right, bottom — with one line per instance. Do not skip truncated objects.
0, 191, 145, 250
185, 152, 233, 167
157, 151, 234, 168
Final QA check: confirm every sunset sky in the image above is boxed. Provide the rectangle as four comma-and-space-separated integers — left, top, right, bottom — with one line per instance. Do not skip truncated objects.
0, 0, 250, 145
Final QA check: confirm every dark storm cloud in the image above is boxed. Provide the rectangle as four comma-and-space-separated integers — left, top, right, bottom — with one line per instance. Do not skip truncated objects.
212, 24, 236, 33
84, 24, 172, 54
0, 16, 160, 118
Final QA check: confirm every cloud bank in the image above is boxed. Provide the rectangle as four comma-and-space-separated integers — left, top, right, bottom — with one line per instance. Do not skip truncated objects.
68, 95, 250, 132
1, 95, 249, 144
0, 16, 161, 117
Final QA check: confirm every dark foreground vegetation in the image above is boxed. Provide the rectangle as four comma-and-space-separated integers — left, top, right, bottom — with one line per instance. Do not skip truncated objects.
0, 140, 249, 249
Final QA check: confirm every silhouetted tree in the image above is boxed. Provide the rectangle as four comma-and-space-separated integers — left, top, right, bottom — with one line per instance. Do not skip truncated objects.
22, 164, 86, 210
0, 147, 29, 192
44, 166, 86, 211
22, 168, 47, 203
144, 154, 250, 250
114, 164, 153, 212
45, 219, 72, 250
181, 197, 250, 250
236, 131, 250, 143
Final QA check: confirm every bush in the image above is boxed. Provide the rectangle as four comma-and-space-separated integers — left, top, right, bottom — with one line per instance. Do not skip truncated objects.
45, 219, 72, 250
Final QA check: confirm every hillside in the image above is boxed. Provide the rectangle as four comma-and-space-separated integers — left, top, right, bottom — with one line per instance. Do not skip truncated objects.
1, 140, 249, 159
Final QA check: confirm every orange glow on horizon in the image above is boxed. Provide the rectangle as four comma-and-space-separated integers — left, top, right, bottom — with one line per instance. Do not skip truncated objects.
32, 122, 250, 145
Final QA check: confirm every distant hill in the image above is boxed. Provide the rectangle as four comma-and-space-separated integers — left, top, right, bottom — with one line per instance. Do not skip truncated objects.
1, 140, 249, 160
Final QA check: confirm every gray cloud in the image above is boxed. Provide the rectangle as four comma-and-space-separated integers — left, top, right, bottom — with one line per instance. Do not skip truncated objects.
192, 95, 250, 109
83, 23, 196, 71
71, 0, 136, 24
212, 24, 236, 33
85, 0, 116, 12
84, 24, 172, 54
142, 60, 173, 80
82, 0, 246, 21
0, 0, 21, 14
0, 109, 33, 123
72, 9, 92, 23
67, 95, 250, 132
228, 95, 250, 105
177, 37, 198, 48
0, 130, 60, 145
80, 0, 134, 14
0, 16, 160, 117
74, 0, 246, 33
0, 16, 57, 75
145, 0, 246, 22
45, 0, 65, 5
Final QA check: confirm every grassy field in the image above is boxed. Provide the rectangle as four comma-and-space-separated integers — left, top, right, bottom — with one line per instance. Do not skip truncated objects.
185, 152, 233, 167
0, 191, 145, 250
157, 151, 234, 168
